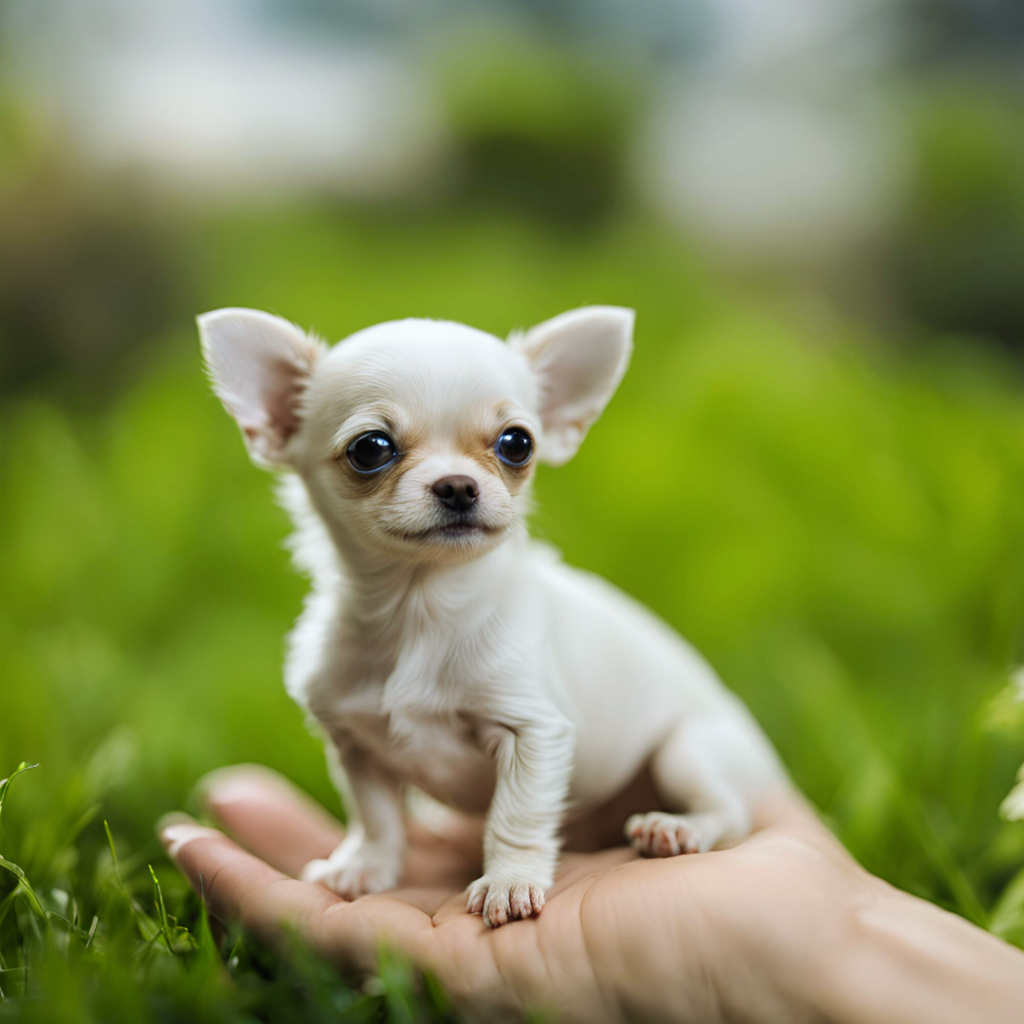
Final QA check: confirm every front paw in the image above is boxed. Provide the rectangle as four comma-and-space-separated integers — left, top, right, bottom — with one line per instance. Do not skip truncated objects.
300, 836, 401, 899
465, 874, 547, 928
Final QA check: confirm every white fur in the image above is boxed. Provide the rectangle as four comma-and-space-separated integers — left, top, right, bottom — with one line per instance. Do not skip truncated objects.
198, 306, 788, 927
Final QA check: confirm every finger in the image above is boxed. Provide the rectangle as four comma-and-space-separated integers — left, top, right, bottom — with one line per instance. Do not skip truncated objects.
403, 798, 483, 885
404, 790, 486, 853
196, 765, 344, 876
158, 814, 341, 943
160, 814, 463, 978
315, 895, 482, 986
199, 765, 482, 887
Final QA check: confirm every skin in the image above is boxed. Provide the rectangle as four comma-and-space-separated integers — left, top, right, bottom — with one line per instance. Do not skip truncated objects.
160, 766, 1024, 1024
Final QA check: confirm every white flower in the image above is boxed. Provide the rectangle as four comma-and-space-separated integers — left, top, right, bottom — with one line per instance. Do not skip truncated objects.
1003, 765, 1024, 822
998, 668, 1024, 821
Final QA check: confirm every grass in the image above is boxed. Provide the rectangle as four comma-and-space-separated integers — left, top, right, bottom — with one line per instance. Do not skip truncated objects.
2, 208, 1024, 1020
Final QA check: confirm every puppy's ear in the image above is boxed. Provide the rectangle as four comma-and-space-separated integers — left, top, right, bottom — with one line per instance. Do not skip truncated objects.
512, 306, 634, 465
197, 308, 323, 467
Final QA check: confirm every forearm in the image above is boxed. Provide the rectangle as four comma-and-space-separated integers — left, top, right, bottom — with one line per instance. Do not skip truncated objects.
824, 887, 1024, 1024
484, 718, 574, 882
763, 883, 1024, 1024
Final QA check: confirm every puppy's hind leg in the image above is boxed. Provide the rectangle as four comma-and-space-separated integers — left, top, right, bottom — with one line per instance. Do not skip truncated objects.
626, 712, 785, 857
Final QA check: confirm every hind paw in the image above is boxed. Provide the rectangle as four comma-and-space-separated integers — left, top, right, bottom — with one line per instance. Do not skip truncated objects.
626, 812, 715, 856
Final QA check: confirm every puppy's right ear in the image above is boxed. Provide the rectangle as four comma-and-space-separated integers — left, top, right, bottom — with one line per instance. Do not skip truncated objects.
197, 308, 323, 467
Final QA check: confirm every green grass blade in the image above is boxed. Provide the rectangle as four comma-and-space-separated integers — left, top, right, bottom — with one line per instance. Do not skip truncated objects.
103, 820, 122, 885
148, 865, 175, 956
0, 763, 38, 828
990, 864, 1024, 948
0, 855, 47, 922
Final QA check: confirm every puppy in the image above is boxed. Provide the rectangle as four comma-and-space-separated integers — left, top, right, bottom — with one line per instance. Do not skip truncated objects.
198, 306, 787, 928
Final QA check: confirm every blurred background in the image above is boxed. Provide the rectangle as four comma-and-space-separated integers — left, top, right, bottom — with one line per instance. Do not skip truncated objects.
4, 0, 1024, 1017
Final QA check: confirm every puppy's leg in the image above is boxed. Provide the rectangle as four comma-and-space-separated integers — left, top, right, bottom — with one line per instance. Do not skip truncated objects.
301, 741, 405, 898
466, 717, 574, 928
627, 712, 784, 857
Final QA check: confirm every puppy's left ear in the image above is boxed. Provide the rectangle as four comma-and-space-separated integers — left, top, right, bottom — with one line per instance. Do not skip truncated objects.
197, 308, 323, 467
512, 306, 634, 465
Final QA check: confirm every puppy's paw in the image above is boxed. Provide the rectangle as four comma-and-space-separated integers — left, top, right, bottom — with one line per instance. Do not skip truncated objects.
300, 837, 401, 900
465, 874, 546, 928
626, 811, 713, 857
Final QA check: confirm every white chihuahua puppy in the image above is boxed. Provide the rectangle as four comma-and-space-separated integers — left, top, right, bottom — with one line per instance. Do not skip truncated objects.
198, 306, 787, 927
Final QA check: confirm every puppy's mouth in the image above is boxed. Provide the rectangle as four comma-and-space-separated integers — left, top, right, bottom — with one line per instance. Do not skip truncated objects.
389, 517, 503, 543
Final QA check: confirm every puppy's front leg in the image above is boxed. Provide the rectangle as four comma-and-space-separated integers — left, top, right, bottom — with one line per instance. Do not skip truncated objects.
301, 741, 405, 899
467, 716, 574, 928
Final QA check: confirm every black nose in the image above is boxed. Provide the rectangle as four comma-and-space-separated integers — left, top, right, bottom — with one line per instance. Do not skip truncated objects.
431, 475, 478, 513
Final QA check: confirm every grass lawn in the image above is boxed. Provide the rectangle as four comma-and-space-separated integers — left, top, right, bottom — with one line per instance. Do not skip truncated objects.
3, 210, 1024, 1021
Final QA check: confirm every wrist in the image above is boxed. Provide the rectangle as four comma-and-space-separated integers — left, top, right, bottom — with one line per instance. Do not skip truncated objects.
805, 885, 1024, 1024
711, 880, 881, 1024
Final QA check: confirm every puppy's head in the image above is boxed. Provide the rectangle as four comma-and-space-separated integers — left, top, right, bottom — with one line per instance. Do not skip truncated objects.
199, 307, 633, 565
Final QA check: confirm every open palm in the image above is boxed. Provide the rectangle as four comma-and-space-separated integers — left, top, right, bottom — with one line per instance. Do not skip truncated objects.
159, 766, 877, 1024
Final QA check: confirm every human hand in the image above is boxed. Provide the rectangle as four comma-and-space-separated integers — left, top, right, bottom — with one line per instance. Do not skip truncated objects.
159, 767, 1024, 1024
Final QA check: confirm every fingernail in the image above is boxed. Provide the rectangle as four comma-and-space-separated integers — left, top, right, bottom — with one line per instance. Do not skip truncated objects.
156, 811, 195, 834
157, 815, 221, 862
192, 765, 278, 814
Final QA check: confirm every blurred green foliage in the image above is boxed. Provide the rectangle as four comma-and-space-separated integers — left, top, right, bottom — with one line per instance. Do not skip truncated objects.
3, 209, 1024, 1020
433, 30, 639, 222
886, 87, 1024, 342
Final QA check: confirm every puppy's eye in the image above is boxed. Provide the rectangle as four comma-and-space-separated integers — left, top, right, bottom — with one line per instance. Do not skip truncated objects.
495, 428, 533, 467
346, 432, 398, 473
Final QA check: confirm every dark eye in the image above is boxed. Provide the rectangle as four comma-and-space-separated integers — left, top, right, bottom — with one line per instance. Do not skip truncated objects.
346, 432, 398, 473
495, 428, 533, 467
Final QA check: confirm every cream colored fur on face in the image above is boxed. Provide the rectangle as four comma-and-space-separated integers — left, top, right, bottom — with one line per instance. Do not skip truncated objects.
198, 307, 787, 928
